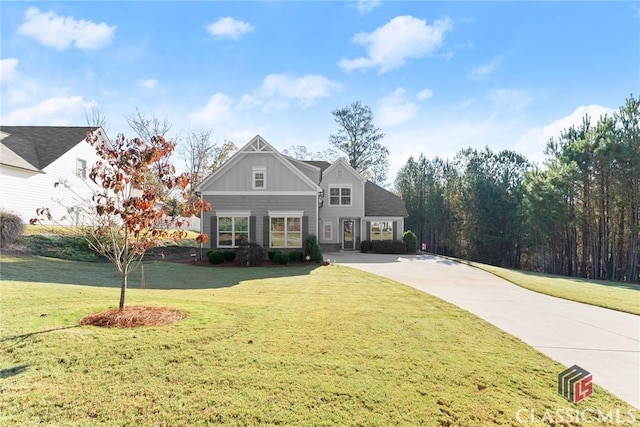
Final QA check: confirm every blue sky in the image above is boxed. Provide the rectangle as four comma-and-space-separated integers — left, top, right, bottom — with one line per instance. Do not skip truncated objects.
1, 1, 638, 182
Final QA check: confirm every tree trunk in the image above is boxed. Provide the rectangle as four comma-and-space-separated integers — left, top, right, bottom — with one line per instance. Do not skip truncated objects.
119, 268, 128, 311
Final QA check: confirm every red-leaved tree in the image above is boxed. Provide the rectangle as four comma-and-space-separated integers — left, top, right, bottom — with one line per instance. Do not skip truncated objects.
32, 129, 210, 311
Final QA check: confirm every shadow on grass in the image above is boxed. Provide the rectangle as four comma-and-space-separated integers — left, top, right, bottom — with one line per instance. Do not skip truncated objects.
0, 364, 28, 379
0, 325, 81, 345
1, 255, 321, 290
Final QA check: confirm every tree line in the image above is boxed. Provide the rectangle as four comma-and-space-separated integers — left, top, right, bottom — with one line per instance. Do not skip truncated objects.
395, 96, 639, 282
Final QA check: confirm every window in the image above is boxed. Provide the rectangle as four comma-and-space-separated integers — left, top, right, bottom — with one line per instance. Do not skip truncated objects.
76, 158, 87, 179
253, 166, 266, 189
329, 186, 351, 206
270, 216, 302, 248
323, 223, 332, 240
218, 216, 249, 247
371, 221, 393, 241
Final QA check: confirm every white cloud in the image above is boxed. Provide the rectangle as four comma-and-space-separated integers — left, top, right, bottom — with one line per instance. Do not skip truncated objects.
206, 17, 254, 40
470, 57, 502, 79
188, 93, 234, 126
240, 73, 342, 110
488, 89, 530, 113
17, 7, 116, 50
356, 0, 382, 14
417, 88, 433, 101
338, 15, 453, 74
515, 104, 615, 165
377, 87, 419, 127
137, 78, 158, 89
1, 96, 93, 125
1, 58, 19, 83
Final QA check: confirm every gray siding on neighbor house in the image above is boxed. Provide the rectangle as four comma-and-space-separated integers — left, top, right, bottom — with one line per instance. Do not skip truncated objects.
203, 194, 317, 248
205, 152, 316, 192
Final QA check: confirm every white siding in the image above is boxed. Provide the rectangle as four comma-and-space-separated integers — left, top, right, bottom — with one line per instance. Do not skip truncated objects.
0, 140, 101, 224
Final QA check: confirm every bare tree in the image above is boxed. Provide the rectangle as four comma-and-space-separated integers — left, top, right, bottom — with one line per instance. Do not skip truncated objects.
179, 132, 237, 193
84, 104, 109, 133
126, 107, 173, 143
282, 145, 339, 162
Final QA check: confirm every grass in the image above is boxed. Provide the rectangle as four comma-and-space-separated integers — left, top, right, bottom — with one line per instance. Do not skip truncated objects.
1, 254, 636, 426
445, 257, 640, 316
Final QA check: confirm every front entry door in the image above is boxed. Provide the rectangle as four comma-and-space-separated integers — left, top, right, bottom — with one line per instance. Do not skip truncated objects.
343, 220, 355, 250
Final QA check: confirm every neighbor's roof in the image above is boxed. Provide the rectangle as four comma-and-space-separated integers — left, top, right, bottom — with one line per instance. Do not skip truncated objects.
0, 126, 92, 171
365, 181, 408, 217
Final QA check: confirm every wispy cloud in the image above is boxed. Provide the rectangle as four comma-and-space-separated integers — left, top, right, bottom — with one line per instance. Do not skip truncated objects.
339, 15, 453, 74
488, 89, 530, 113
137, 78, 158, 89
17, 7, 116, 50
470, 57, 503, 79
356, 0, 382, 15
377, 87, 420, 127
206, 17, 254, 41
1, 96, 94, 125
417, 88, 433, 101
240, 73, 342, 110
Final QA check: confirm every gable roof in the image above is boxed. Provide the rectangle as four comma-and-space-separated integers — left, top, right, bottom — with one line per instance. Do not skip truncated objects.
0, 126, 92, 171
365, 181, 408, 217
323, 157, 366, 183
195, 135, 321, 192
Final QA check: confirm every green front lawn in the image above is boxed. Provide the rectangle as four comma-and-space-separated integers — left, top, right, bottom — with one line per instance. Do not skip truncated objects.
1, 255, 635, 425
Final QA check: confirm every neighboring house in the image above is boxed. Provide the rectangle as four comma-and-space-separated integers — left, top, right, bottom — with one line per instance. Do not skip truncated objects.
0, 126, 106, 225
195, 135, 407, 251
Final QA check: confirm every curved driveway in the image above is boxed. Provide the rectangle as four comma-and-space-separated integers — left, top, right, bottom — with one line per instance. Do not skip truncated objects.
329, 252, 640, 408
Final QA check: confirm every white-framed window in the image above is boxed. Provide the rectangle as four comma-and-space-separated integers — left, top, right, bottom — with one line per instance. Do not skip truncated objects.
323, 222, 332, 241
328, 185, 352, 206
217, 215, 249, 247
253, 166, 266, 189
269, 212, 302, 248
76, 158, 87, 179
371, 221, 393, 241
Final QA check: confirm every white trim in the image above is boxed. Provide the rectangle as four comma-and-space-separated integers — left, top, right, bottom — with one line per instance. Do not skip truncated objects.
216, 214, 250, 248
201, 190, 318, 196
268, 210, 304, 217
323, 222, 333, 241
215, 211, 251, 216
328, 184, 353, 206
252, 166, 266, 190
324, 157, 366, 183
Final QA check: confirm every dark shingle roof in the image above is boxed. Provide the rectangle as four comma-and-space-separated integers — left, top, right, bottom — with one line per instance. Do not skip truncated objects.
365, 181, 408, 217
0, 126, 92, 171
301, 160, 331, 171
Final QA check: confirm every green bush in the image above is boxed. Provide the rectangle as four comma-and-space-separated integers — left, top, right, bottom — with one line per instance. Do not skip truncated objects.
305, 234, 323, 263
0, 210, 24, 248
370, 240, 406, 254
267, 251, 280, 261
360, 240, 372, 253
223, 250, 236, 261
207, 250, 225, 264
235, 240, 266, 266
288, 250, 304, 262
273, 252, 289, 265
403, 230, 418, 253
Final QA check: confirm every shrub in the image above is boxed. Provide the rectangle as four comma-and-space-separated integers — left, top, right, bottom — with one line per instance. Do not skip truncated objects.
403, 230, 418, 253
0, 210, 24, 248
288, 250, 304, 263
235, 240, 266, 266
370, 240, 406, 254
223, 250, 236, 261
306, 234, 323, 263
207, 250, 225, 264
360, 240, 372, 253
267, 251, 280, 261
273, 252, 290, 265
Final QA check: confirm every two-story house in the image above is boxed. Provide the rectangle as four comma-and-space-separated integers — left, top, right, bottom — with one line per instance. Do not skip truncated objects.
0, 126, 108, 225
195, 135, 407, 252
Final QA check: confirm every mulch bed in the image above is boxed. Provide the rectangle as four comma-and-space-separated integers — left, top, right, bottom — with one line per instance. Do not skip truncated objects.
79, 306, 186, 328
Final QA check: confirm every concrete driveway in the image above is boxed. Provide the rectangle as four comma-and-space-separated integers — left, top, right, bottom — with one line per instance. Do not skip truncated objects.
327, 251, 640, 408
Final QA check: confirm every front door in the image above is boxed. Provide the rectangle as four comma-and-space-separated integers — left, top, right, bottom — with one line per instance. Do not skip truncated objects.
343, 220, 355, 250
